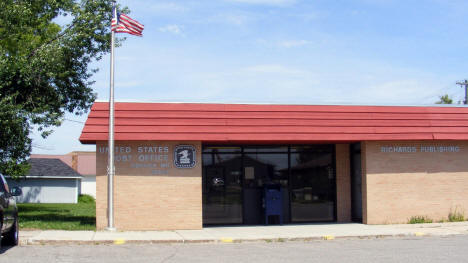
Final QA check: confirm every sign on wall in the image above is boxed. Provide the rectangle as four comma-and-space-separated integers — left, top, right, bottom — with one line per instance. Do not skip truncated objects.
174, 145, 197, 168
97, 143, 198, 176
380, 145, 461, 153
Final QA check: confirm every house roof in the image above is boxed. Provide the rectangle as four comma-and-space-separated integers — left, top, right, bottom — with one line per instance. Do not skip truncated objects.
30, 154, 73, 167
26, 158, 82, 179
30, 152, 96, 176
79, 102, 468, 144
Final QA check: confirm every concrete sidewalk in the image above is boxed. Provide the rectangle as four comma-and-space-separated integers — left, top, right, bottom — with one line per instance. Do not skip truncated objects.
19, 222, 468, 245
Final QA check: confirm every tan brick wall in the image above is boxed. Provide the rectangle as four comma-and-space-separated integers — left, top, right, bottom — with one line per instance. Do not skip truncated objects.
96, 141, 202, 230
363, 141, 468, 224
335, 144, 352, 222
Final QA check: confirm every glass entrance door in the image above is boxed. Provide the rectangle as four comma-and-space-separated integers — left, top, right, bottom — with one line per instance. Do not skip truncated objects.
243, 147, 289, 224
202, 148, 242, 224
202, 145, 336, 225
290, 145, 335, 222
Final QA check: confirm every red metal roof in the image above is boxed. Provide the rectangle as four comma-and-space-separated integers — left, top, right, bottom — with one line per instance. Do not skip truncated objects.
79, 102, 468, 144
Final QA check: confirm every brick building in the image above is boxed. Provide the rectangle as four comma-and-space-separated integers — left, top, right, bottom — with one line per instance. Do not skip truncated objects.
80, 102, 468, 230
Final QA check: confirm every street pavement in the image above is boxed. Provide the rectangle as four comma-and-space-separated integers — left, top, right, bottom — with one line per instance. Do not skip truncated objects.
17, 222, 468, 245
1, 235, 468, 263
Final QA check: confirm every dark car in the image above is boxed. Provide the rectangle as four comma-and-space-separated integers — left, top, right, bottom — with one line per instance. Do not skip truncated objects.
0, 174, 22, 247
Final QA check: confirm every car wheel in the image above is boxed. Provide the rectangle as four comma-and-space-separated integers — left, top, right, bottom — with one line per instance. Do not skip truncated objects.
2, 218, 18, 246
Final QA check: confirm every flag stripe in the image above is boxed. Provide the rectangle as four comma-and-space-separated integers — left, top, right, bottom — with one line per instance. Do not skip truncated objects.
112, 23, 141, 35
114, 26, 141, 35
122, 15, 144, 29
118, 20, 143, 34
119, 14, 144, 30
111, 12, 144, 36
114, 25, 142, 36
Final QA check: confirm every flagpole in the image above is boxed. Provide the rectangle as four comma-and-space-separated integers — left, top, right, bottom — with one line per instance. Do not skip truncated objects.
107, 0, 117, 231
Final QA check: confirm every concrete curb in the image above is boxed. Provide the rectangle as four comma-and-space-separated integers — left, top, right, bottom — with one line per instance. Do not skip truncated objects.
17, 222, 468, 246
19, 232, 467, 246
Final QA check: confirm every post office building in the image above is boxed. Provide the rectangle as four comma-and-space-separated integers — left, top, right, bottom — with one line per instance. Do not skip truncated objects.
79, 102, 468, 230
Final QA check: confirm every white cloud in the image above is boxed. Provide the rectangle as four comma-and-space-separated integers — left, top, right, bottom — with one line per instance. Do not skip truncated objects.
365, 80, 428, 103
223, 14, 249, 26
277, 39, 312, 48
147, 2, 188, 14
291, 11, 325, 22
243, 64, 307, 75
203, 12, 258, 26
228, 0, 297, 6
254, 38, 317, 48
158, 24, 185, 36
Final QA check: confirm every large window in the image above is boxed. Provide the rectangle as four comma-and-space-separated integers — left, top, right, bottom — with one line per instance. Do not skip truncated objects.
290, 145, 335, 222
202, 145, 336, 225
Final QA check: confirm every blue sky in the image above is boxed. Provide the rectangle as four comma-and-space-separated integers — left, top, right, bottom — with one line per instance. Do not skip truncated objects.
32, 0, 468, 154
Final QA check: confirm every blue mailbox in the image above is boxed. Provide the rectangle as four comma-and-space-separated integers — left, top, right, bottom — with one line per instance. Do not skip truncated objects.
264, 185, 283, 225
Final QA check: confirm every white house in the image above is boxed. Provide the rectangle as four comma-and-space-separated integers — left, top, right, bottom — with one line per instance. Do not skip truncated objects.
7, 158, 82, 203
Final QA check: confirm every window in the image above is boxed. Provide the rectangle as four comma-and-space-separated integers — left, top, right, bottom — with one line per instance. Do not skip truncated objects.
0, 175, 9, 194
202, 150, 243, 224
202, 145, 337, 225
290, 146, 335, 222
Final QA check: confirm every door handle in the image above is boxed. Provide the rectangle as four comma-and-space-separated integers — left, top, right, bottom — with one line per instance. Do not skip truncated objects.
212, 178, 224, 186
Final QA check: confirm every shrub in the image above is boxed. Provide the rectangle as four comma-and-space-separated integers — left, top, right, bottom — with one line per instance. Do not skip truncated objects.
448, 208, 465, 222
78, 194, 95, 204
408, 216, 433, 224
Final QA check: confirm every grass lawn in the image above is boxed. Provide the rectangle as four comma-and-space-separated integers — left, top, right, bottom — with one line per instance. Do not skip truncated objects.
17, 200, 96, 231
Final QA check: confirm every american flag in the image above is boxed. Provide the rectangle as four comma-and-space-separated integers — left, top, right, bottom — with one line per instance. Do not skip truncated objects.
111, 11, 144, 36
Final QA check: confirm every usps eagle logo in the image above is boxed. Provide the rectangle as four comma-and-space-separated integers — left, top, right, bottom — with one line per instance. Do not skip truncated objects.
174, 145, 196, 168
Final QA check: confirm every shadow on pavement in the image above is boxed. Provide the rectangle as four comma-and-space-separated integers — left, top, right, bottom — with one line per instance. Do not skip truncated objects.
0, 245, 15, 254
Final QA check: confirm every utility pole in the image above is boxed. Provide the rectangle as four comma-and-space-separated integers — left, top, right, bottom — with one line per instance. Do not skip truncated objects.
456, 79, 468, 105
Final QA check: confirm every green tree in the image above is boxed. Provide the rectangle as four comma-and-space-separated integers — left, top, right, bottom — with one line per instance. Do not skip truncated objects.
0, 96, 31, 178
0, 0, 127, 178
436, 94, 453, 104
